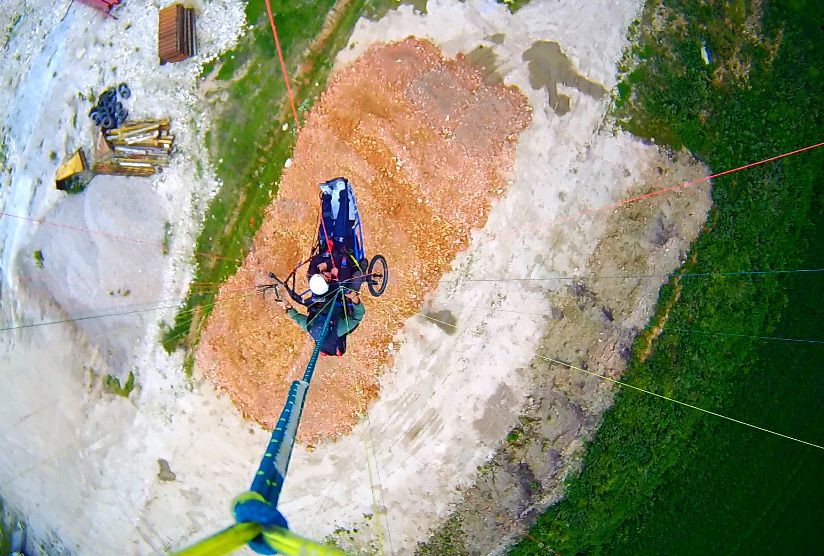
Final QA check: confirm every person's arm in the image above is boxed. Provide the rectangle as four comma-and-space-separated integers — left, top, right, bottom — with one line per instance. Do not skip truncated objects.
307, 256, 323, 277
309, 257, 337, 280
337, 293, 365, 336
287, 308, 309, 331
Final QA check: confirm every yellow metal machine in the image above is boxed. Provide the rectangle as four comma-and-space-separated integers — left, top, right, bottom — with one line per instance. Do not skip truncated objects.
54, 149, 88, 191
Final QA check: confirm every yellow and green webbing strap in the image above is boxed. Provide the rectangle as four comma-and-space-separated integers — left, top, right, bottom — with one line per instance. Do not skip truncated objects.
169, 520, 347, 556
171, 304, 348, 555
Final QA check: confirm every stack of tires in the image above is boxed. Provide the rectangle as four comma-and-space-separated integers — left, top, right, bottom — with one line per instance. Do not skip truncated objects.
88, 83, 131, 131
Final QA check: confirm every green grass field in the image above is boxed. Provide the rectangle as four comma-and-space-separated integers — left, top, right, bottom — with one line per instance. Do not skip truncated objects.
511, 1, 824, 554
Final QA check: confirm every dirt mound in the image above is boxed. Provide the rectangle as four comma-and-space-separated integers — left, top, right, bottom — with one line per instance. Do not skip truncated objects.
196, 38, 531, 441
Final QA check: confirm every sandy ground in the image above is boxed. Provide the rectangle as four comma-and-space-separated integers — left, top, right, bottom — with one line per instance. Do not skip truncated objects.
197, 37, 532, 442
0, 0, 248, 376
0, 0, 255, 553
0, 0, 713, 554
270, 3, 710, 553
418, 147, 712, 554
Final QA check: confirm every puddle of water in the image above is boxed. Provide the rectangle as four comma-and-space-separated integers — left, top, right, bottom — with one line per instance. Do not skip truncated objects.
488, 33, 505, 45
522, 40, 608, 115
422, 309, 458, 335
464, 45, 503, 85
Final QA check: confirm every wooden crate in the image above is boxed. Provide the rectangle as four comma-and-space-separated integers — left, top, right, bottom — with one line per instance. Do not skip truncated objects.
158, 4, 196, 64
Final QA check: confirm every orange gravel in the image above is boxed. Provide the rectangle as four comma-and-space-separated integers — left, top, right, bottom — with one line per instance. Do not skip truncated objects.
196, 38, 531, 442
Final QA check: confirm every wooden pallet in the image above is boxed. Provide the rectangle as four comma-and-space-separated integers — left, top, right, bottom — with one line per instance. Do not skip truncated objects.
158, 4, 196, 64
93, 120, 175, 177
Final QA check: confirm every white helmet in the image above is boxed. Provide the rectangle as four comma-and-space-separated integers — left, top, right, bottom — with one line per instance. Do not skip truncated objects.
309, 273, 329, 296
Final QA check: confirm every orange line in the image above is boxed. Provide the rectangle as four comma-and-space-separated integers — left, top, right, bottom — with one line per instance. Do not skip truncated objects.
549, 141, 824, 227
263, 0, 301, 130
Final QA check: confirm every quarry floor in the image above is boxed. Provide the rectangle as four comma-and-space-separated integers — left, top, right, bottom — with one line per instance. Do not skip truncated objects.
0, 1, 711, 554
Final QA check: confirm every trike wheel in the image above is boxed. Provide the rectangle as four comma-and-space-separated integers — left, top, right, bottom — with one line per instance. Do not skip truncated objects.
367, 255, 388, 297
